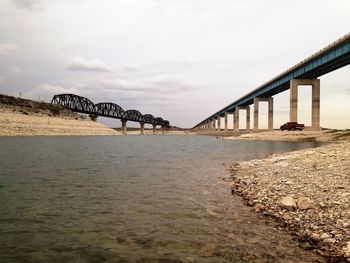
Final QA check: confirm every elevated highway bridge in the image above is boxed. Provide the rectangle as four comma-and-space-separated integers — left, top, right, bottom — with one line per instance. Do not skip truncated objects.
193, 33, 350, 132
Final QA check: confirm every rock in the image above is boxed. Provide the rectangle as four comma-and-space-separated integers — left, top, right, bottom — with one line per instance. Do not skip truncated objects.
281, 196, 297, 210
319, 202, 326, 208
323, 238, 336, 244
200, 244, 215, 257
282, 213, 292, 222
297, 197, 313, 210
228, 182, 235, 188
343, 241, 350, 258
320, 233, 331, 240
254, 203, 264, 212
311, 233, 320, 241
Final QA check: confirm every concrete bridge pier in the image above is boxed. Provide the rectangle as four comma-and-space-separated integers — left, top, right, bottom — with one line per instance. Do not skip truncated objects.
234, 106, 250, 131
217, 116, 221, 131
89, 114, 98, 122
224, 112, 228, 131
290, 79, 320, 130
234, 109, 239, 131
140, 122, 145, 135
121, 119, 127, 134
211, 119, 215, 131
254, 97, 273, 131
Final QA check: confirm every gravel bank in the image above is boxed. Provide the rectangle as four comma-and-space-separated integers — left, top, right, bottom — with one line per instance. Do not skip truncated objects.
227, 130, 337, 142
228, 139, 350, 261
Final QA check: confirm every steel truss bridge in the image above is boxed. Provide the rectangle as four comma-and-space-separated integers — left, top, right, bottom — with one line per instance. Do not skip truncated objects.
51, 94, 170, 128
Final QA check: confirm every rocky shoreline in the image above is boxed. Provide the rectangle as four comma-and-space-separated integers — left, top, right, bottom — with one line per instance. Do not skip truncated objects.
227, 138, 350, 261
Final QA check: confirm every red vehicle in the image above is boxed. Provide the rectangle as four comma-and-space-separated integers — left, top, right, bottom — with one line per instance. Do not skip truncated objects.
280, 122, 305, 131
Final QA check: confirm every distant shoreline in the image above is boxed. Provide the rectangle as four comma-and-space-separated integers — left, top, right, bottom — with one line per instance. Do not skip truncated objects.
0, 95, 192, 137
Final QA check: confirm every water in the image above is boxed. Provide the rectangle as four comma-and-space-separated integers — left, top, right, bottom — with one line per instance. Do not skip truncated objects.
0, 135, 324, 262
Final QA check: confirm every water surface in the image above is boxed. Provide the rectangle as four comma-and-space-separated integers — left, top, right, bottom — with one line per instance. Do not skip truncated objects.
0, 135, 323, 262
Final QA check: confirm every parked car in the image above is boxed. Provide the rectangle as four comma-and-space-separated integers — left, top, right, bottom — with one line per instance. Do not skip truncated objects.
280, 122, 305, 131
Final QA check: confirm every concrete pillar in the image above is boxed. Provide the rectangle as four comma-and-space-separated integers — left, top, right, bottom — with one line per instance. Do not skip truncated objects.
246, 106, 250, 131
254, 98, 259, 131
290, 80, 298, 122
234, 108, 239, 131
268, 98, 273, 130
224, 112, 228, 131
152, 124, 156, 135
211, 119, 215, 131
217, 116, 221, 131
140, 122, 145, 135
254, 97, 273, 131
121, 119, 127, 134
312, 80, 320, 130
290, 79, 320, 130
89, 114, 98, 122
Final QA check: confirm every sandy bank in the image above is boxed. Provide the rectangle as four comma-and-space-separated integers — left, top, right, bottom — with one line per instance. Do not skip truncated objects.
226, 130, 349, 142
227, 140, 350, 261
0, 109, 121, 136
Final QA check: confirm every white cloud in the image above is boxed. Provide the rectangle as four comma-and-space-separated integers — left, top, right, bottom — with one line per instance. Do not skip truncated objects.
12, 0, 42, 11
0, 44, 18, 55
66, 56, 113, 72
0, 75, 6, 83
10, 66, 22, 74
24, 84, 78, 102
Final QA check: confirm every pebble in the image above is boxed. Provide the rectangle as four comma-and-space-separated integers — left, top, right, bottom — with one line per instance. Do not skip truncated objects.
297, 197, 313, 210
281, 196, 297, 210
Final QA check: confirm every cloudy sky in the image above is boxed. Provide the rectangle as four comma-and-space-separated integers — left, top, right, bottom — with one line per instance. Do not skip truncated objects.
0, 0, 349, 128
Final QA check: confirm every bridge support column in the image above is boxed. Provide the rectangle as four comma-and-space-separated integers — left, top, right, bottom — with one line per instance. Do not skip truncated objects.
254, 97, 274, 131
121, 119, 127, 135
224, 112, 228, 131
290, 79, 320, 130
212, 119, 215, 131
140, 122, 145, 135
217, 116, 221, 131
89, 114, 98, 122
234, 108, 239, 132
235, 106, 250, 131
246, 106, 251, 131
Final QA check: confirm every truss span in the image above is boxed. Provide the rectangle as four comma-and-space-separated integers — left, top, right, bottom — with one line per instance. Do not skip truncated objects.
51, 93, 170, 127
51, 94, 96, 114
95, 102, 124, 119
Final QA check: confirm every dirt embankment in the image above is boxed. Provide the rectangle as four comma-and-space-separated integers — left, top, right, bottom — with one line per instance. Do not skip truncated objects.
0, 94, 120, 136
227, 137, 350, 261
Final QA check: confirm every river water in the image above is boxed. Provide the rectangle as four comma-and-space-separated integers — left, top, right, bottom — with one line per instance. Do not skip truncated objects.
0, 135, 324, 262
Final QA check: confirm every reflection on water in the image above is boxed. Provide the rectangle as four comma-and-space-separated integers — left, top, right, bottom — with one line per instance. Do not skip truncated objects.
0, 136, 323, 262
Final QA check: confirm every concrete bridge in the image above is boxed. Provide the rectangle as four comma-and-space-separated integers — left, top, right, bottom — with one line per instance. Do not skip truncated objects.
51, 94, 170, 135
193, 33, 350, 132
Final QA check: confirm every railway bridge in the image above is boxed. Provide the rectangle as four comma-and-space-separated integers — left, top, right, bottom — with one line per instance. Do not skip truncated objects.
193, 33, 350, 132
51, 94, 170, 135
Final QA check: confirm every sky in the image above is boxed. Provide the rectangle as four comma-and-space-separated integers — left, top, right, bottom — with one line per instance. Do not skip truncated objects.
0, 0, 349, 129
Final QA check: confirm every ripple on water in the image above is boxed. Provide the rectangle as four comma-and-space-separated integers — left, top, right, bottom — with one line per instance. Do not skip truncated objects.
0, 136, 324, 262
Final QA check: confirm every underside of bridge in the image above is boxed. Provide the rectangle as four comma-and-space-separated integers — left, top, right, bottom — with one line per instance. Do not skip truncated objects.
194, 33, 350, 133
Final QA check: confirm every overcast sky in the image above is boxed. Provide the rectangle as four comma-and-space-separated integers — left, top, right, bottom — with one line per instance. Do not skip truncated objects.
0, 0, 349, 128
